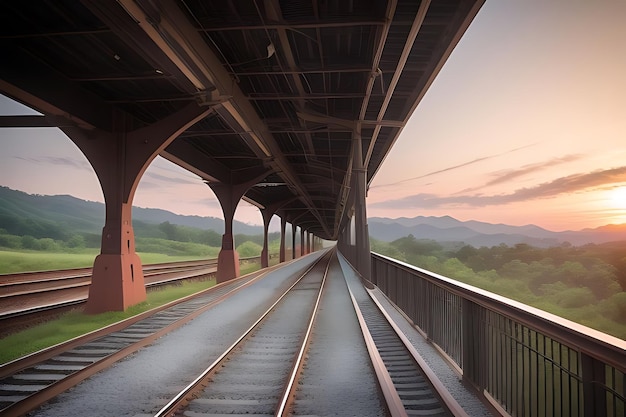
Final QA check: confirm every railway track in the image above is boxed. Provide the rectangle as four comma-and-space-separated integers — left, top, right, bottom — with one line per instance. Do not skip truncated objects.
154, 250, 332, 416
154, 250, 464, 417
0, 258, 259, 336
0, 251, 470, 416
0, 264, 271, 416
348, 283, 467, 417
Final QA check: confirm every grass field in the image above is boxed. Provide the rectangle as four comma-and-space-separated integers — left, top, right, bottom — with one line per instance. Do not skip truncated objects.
0, 250, 209, 274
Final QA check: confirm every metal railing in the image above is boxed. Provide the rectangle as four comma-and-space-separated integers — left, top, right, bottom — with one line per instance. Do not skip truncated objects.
370, 252, 626, 417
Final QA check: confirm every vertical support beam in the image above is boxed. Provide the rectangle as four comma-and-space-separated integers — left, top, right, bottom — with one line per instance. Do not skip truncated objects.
279, 216, 286, 262
353, 124, 372, 284
300, 227, 305, 256
292, 224, 298, 259
261, 202, 290, 267
64, 103, 210, 313
209, 170, 268, 282
89, 179, 144, 314
208, 183, 244, 282
260, 209, 272, 268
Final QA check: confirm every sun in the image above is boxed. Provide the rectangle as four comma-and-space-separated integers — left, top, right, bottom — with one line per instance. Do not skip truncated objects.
610, 186, 626, 209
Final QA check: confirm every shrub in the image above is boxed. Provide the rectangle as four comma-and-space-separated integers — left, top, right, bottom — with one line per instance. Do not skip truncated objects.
21, 235, 40, 250
236, 241, 262, 257
598, 292, 626, 321
554, 287, 596, 309
66, 234, 86, 248
38, 238, 61, 251
0, 233, 22, 249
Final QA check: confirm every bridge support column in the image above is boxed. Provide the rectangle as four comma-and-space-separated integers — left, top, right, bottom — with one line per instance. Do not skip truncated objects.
209, 184, 243, 283
279, 216, 287, 262
209, 171, 267, 282
259, 205, 280, 268
353, 125, 372, 284
261, 202, 291, 267
260, 210, 272, 268
63, 103, 210, 313
300, 228, 305, 256
292, 224, 298, 259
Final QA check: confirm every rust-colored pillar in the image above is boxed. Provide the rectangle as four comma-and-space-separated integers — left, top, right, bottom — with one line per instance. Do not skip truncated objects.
260, 202, 288, 267
279, 216, 286, 262
260, 209, 274, 268
208, 183, 243, 283
64, 104, 210, 313
209, 172, 267, 282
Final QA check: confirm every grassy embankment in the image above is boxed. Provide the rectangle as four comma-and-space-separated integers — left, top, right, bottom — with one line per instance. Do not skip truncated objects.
0, 249, 264, 364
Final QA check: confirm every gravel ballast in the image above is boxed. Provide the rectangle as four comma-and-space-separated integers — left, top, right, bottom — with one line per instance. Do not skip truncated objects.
29, 253, 324, 417
292, 254, 386, 416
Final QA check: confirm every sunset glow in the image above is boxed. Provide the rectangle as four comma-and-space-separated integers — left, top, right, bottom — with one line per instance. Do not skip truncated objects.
610, 186, 626, 210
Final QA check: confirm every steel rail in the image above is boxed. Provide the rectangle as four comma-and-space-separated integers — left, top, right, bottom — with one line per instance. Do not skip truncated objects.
0, 265, 219, 338
346, 282, 408, 417
0, 257, 261, 286
366, 288, 469, 417
0, 257, 261, 321
153, 250, 331, 417
0, 265, 276, 416
275, 249, 331, 416
0, 260, 218, 300
0, 259, 219, 289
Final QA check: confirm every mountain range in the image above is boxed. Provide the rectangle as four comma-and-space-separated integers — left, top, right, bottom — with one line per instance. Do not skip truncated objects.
368, 216, 626, 247
2, 186, 626, 247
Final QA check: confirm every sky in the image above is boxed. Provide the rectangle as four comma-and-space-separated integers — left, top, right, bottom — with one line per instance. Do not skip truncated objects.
1, 1, 626, 233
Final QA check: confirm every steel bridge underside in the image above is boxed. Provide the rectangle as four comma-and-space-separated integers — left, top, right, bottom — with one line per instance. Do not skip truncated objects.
0, 0, 484, 312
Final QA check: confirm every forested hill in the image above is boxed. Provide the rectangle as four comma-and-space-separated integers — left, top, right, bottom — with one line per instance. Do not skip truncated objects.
0, 186, 263, 237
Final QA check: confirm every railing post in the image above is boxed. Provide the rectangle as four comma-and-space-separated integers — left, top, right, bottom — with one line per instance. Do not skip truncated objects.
581, 353, 606, 416
425, 281, 433, 339
462, 299, 485, 391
